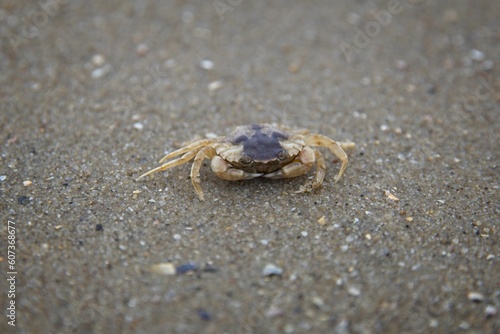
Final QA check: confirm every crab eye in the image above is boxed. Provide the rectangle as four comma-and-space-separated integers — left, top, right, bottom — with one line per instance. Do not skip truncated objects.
240, 153, 253, 164
277, 150, 288, 161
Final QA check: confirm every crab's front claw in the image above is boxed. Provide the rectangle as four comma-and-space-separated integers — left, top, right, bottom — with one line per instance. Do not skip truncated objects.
211, 156, 262, 180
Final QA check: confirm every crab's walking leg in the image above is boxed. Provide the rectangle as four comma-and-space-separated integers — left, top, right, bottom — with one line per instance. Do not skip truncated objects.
137, 150, 199, 180
305, 134, 351, 182
338, 141, 356, 152
306, 148, 326, 192
159, 139, 215, 163
190, 146, 217, 201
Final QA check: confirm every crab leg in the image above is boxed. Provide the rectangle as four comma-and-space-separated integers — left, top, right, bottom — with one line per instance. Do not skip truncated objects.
158, 139, 215, 163
190, 146, 217, 201
337, 141, 356, 152
304, 134, 352, 182
137, 150, 198, 180
309, 148, 326, 190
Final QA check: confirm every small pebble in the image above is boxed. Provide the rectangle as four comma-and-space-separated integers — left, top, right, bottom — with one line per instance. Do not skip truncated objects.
348, 286, 361, 296
176, 262, 198, 275
136, 43, 149, 56
202, 265, 219, 273
17, 195, 29, 205
205, 132, 219, 139
173, 233, 181, 240
384, 190, 399, 202
208, 80, 223, 92
485, 305, 497, 317
133, 122, 144, 130
317, 216, 326, 226
54, 225, 63, 230
118, 244, 127, 251
23, 180, 32, 187
262, 263, 283, 276
469, 49, 485, 62
199, 59, 214, 70
311, 296, 324, 308
406, 84, 416, 92
265, 307, 284, 318
0, 175, 6, 181
467, 291, 484, 302
335, 319, 349, 334
395, 60, 408, 71
429, 319, 439, 328
427, 86, 437, 95
95, 224, 103, 231
458, 321, 470, 330
197, 309, 211, 321
151, 263, 176, 276
91, 65, 112, 79
92, 54, 105, 66
353, 111, 367, 119
301, 231, 308, 237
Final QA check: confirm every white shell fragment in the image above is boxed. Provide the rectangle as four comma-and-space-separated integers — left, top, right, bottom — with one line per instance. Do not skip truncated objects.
262, 263, 283, 276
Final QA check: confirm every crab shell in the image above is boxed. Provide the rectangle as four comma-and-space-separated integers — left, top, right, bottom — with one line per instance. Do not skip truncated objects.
215, 124, 305, 174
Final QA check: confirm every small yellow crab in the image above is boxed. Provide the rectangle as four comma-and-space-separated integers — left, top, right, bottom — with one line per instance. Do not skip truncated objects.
137, 124, 355, 200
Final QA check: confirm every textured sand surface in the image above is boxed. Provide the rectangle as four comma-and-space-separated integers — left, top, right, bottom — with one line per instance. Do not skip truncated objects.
1, 1, 498, 333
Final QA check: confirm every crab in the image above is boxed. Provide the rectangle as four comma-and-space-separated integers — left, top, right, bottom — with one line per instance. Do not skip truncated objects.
137, 124, 355, 200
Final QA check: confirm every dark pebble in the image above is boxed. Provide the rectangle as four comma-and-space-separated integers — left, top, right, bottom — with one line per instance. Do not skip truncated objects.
18, 195, 30, 205
197, 309, 212, 321
176, 262, 198, 275
202, 265, 219, 273
95, 224, 103, 231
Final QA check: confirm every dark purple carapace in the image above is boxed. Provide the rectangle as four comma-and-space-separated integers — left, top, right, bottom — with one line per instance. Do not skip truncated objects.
232, 124, 289, 162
